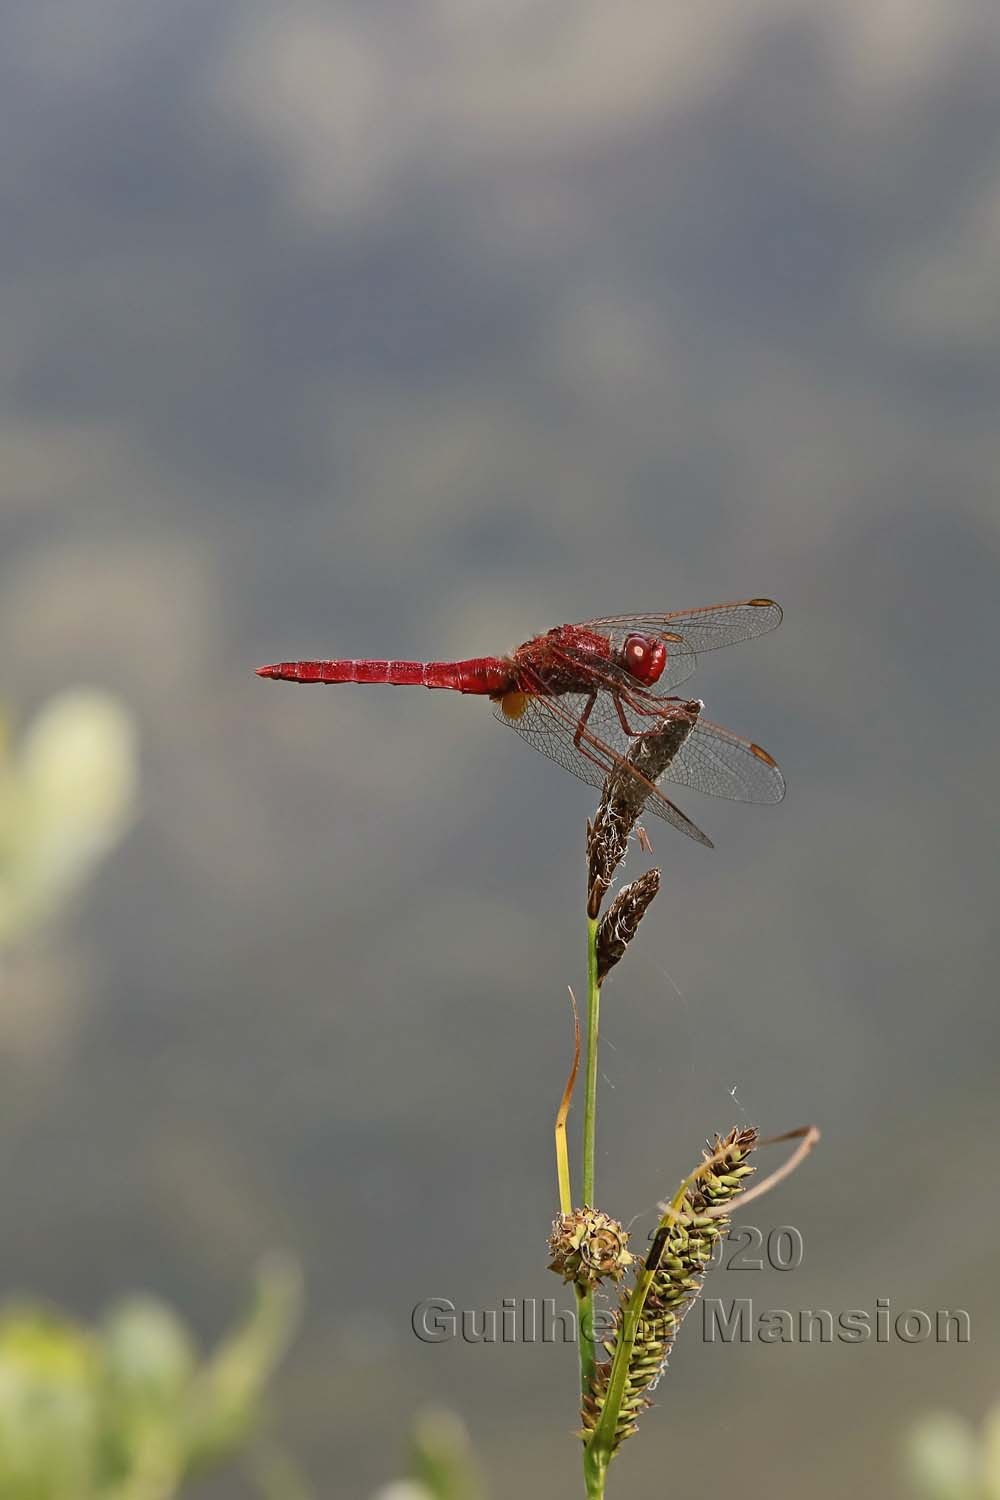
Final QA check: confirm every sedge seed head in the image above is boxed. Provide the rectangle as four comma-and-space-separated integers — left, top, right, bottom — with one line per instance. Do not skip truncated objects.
548, 1208, 634, 1290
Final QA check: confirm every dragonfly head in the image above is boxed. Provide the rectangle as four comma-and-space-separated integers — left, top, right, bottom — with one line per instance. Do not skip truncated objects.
622, 632, 667, 685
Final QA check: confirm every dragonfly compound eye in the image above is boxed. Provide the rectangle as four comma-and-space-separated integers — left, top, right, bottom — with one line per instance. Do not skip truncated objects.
622, 633, 667, 685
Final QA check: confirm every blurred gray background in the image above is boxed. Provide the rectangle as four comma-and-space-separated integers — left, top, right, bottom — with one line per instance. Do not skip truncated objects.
2, 0, 998, 1494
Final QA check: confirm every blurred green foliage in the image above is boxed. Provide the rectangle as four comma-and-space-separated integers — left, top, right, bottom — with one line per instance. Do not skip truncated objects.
0, 1260, 302, 1500
0, 690, 137, 947
0, 695, 309, 1497
906, 1404, 1000, 1500
372, 1410, 485, 1500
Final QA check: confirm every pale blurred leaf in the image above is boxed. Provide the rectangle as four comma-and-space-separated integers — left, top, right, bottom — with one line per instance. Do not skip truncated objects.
409, 1410, 484, 1500
102, 1298, 196, 1407
186, 1256, 303, 1464
906, 1413, 980, 1500
0, 1306, 101, 1498
983, 1404, 1000, 1500
0, 690, 137, 945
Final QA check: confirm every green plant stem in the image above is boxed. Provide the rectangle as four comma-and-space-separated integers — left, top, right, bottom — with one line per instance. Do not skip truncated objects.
584, 1447, 608, 1499
576, 1282, 594, 1403
585, 1171, 699, 1478
585, 1200, 685, 1483
586, 1256, 657, 1469
579, 914, 602, 1493
582, 915, 600, 1206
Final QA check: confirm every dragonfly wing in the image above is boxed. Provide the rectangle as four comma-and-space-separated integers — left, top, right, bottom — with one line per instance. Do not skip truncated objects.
577, 599, 782, 653
571, 598, 781, 694
658, 717, 785, 803
551, 597, 779, 696
492, 688, 713, 846
513, 600, 781, 700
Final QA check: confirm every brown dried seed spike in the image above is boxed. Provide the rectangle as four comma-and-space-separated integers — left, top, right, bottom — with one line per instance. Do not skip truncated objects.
586, 704, 701, 914
596, 869, 661, 984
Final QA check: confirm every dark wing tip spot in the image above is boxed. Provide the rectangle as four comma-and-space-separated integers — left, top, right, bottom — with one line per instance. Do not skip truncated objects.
749, 742, 779, 767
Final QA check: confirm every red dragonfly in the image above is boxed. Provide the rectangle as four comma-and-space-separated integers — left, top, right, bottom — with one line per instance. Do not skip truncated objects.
257, 598, 784, 847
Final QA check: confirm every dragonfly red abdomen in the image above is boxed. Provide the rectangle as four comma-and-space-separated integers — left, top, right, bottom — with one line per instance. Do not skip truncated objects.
256, 657, 515, 694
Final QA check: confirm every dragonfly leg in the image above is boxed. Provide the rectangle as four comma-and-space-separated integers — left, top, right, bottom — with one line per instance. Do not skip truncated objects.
630, 695, 671, 720
617, 690, 687, 734
612, 692, 642, 738
572, 692, 598, 750
571, 693, 616, 777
